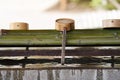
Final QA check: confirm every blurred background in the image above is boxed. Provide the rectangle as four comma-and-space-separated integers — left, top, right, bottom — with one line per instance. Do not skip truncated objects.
0, 0, 120, 29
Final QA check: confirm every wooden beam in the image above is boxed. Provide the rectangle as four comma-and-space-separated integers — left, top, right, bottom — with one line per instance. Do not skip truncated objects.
0, 49, 120, 56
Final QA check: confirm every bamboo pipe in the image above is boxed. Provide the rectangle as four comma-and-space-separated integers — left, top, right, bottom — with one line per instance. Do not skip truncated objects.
103, 19, 120, 28
55, 18, 75, 31
10, 22, 29, 30
1, 29, 120, 46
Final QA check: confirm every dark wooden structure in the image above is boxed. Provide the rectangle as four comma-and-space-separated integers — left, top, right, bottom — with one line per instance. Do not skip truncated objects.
0, 28, 120, 68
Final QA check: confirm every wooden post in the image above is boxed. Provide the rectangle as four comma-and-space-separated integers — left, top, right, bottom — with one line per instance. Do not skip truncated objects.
0, 29, 7, 36
55, 18, 75, 65
0, 29, 3, 36
60, 0, 68, 11
111, 56, 115, 68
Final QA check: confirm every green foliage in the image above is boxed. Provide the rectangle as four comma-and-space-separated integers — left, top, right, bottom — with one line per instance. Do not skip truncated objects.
90, 0, 119, 10
103, 0, 120, 10
103, 3, 116, 10
90, 0, 102, 7
69, 0, 120, 10
70, 0, 91, 4
117, 0, 120, 3
70, 0, 81, 3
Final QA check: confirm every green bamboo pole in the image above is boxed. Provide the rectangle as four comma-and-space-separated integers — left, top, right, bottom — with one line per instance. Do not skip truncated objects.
0, 29, 120, 46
